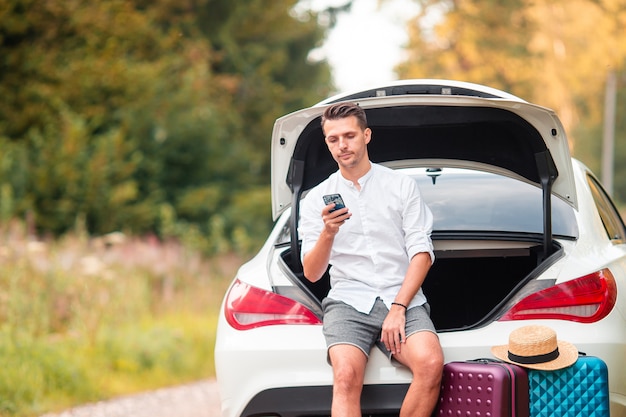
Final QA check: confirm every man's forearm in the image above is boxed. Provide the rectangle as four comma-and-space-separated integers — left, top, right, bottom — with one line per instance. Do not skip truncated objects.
393, 252, 432, 305
302, 231, 335, 282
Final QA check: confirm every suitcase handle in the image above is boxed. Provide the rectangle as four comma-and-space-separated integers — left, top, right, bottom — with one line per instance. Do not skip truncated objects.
469, 357, 505, 364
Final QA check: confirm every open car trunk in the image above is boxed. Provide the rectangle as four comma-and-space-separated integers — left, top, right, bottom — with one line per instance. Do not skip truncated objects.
274, 103, 577, 277
270, 81, 579, 332
277, 238, 561, 332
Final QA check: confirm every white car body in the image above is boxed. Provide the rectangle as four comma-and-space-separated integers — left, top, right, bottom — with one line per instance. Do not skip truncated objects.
215, 80, 626, 417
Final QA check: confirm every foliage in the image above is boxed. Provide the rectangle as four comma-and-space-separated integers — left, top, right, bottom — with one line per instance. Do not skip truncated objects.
398, 0, 626, 205
0, 3, 336, 413
0, 220, 237, 416
0, 0, 333, 252
0, 337, 92, 417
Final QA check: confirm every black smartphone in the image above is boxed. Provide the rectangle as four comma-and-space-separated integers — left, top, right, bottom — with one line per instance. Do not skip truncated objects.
323, 194, 346, 213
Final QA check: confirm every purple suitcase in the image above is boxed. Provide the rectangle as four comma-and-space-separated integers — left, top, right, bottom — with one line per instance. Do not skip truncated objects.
434, 359, 530, 417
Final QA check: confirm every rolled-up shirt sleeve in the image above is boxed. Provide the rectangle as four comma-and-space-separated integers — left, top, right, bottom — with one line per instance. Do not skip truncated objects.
298, 189, 323, 262
402, 179, 435, 264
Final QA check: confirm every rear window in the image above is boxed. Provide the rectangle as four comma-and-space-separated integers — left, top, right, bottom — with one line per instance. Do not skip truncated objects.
413, 168, 579, 238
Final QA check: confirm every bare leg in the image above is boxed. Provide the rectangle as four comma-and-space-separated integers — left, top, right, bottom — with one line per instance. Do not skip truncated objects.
328, 344, 368, 417
393, 331, 443, 417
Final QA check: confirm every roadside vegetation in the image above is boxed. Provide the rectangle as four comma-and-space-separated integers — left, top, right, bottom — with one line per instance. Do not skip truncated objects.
0, 220, 239, 417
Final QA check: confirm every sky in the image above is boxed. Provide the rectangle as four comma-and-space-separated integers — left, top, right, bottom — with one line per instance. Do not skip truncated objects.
303, 0, 421, 93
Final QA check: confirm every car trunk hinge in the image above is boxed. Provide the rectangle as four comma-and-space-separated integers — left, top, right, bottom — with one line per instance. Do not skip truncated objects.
535, 151, 558, 261
288, 158, 305, 273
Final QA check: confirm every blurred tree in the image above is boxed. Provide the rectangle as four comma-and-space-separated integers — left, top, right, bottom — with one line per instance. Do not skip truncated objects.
0, 0, 333, 251
613, 77, 626, 204
400, 0, 536, 97
199, 0, 332, 181
132, 0, 334, 248
1, 0, 166, 234
398, 0, 626, 204
573, 69, 626, 202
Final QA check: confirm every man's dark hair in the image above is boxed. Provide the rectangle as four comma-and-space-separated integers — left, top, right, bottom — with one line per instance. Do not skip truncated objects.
321, 102, 368, 131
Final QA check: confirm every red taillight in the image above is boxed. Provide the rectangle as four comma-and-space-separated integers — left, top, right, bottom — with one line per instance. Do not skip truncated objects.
500, 268, 617, 323
224, 279, 322, 330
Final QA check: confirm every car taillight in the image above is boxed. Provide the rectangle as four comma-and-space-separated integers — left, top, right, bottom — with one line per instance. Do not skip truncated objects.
500, 268, 617, 323
224, 279, 322, 330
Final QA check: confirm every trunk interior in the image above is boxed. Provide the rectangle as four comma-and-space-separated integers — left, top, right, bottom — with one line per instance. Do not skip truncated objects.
278, 239, 560, 331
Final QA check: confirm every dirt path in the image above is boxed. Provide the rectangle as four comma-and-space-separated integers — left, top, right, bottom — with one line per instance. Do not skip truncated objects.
40, 379, 221, 417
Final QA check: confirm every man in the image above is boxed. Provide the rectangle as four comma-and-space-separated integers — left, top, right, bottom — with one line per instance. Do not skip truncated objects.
299, 102, 443, 417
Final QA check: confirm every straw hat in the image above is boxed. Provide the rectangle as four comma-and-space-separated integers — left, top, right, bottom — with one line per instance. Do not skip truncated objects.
491, 325, 578, 370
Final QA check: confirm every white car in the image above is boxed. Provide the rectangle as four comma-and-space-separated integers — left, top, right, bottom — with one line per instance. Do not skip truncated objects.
214, 80, 626, 417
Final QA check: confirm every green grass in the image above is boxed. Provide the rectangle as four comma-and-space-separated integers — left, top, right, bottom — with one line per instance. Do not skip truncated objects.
0, 220, 239, 417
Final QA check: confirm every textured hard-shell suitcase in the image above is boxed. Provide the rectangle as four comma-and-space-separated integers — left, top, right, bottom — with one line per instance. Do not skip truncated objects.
434, 359, 529, 417
528, 355, 610, 417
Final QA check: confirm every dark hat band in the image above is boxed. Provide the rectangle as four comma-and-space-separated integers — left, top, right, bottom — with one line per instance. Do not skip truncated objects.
508, 347, 559, 365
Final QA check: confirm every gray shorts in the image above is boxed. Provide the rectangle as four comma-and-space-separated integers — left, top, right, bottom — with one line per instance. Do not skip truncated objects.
322, 297, 436, 359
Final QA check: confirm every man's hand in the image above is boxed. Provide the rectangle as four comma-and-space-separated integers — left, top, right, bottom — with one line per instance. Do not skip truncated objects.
381, 304, 406, 355
322, 204, 351, 235
302, 204, 350, 282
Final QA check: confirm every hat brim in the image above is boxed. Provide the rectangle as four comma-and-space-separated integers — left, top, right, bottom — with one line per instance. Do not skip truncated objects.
491, 340, 578, 371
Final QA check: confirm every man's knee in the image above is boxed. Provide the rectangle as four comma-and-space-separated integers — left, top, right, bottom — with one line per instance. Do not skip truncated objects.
333, 361, 364, 390
423, 352, 444, 382
329, 345, 367, 392
403, 333, 444, 376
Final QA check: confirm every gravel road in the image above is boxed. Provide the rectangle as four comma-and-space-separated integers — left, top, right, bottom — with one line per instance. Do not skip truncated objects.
40, 379, 221, 417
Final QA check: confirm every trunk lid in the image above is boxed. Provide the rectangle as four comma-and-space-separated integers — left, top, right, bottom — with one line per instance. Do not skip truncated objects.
270, 80, 578, 266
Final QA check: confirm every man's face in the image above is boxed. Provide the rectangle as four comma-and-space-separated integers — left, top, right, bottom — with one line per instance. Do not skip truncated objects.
323, 116, 371, 170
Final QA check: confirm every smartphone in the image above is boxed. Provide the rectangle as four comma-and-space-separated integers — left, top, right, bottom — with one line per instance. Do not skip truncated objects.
323, 194, 346, 213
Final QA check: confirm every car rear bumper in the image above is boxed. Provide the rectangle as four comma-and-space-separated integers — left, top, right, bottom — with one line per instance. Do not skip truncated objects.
216, 307, 626, 417
240, 383, 410, 417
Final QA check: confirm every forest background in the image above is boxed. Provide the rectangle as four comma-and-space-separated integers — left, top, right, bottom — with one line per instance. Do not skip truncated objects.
0, 0, 625, 416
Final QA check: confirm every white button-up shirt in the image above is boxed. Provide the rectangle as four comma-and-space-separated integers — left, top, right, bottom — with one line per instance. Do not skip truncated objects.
299, 163, 434, 314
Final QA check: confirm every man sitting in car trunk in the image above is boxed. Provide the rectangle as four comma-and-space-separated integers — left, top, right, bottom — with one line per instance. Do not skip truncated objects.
299, 101, 444, 417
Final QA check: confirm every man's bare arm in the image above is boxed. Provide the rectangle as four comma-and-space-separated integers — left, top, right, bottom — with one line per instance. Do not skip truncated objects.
381, 252, 432, 354
302, 205, 350, 282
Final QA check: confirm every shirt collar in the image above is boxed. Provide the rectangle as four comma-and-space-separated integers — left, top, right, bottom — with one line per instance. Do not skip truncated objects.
339, 162, 375, 188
